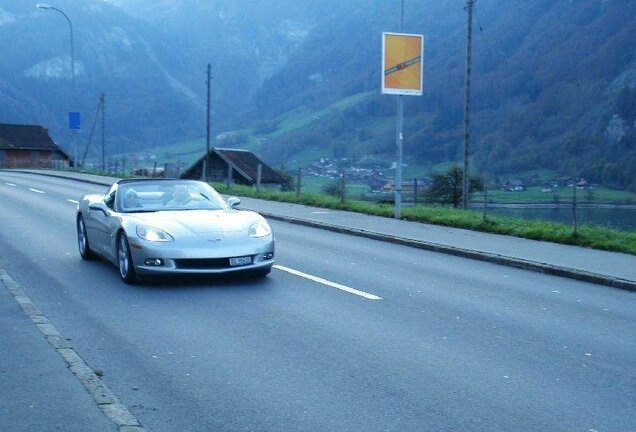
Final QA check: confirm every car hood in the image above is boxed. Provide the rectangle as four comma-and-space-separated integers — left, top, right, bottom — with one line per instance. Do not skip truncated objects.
128, 209, 262, 235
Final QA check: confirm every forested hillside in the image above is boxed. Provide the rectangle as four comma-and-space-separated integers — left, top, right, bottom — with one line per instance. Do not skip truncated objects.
1, 0, 634, 190
249, 0, 636, 190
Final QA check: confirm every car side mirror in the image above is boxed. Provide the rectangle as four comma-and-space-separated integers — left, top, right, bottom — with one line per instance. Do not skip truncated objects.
227, 197, 241, 209
89, 202, 109, 214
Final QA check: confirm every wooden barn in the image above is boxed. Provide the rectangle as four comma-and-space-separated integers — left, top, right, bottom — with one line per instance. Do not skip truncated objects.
181, 148, 288, 187
0, 124, 69, 169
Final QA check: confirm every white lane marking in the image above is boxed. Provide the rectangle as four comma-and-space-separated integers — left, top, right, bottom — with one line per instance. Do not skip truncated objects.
5, 182, 17, 187
29, 188, 45, 194
273, 265, 382, 300
66, 199, 79, 204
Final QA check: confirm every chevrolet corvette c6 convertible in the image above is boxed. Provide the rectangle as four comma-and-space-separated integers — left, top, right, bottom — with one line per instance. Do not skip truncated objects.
76, 179, 274, 283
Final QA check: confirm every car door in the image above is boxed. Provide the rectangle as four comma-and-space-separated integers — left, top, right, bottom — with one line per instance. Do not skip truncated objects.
86, 192, 117, 259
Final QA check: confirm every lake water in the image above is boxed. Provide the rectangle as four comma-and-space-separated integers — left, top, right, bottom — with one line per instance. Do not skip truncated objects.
482, 206, 636, 231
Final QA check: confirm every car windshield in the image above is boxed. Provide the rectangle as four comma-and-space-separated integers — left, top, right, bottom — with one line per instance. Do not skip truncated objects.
116, 180, 229, 213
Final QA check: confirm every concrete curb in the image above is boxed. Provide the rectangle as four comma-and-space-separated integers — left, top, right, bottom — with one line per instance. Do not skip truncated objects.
0, 268, 146, 432
6, 169, 117, 187
6, 169, 635, 292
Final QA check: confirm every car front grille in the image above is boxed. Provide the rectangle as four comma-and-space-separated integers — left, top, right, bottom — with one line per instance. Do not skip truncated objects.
174, 258, 247, 270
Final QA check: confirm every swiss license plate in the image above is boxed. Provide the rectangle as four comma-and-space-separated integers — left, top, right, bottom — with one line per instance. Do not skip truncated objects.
229, 256, 252, 267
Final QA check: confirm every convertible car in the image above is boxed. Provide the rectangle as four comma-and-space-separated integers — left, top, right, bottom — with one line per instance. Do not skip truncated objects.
76, 179, 274, 283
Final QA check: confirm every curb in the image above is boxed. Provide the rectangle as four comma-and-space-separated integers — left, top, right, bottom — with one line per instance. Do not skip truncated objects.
0, 268, 147, 432
5, 169, 635, 292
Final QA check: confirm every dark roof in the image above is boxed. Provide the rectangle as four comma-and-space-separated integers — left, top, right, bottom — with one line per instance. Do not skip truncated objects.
183, 148, 287, 185
0, 123, 62, 152
215, 148, 286, 184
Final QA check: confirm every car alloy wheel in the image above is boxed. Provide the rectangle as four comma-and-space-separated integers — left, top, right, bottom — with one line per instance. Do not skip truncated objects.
118, 233, 137, 284
77, 215, 95, 260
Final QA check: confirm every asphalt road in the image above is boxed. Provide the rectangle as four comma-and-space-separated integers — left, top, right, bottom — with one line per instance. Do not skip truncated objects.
1, 171, 635, 432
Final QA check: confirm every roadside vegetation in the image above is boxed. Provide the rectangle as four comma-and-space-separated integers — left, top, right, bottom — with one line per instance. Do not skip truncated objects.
212, 182, 636, 256
56, 166, 636, 255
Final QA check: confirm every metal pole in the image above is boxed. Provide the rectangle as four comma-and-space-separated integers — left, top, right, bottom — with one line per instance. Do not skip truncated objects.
101, 93, 105, 172
205, 64, 212, 181
394, 0, 405, 219
572, 181, 578, 236
68, 13, 77, 169
227, 163, 232, 191
413, 178, 418, 206
482, 183, 488, 223
340, 171, 346, 204
461, 0, 475, 209
37, 4, 77, 168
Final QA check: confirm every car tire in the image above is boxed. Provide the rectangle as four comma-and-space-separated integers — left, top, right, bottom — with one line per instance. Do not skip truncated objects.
251, 266, 272, 277
117, 232, 137, 284
77, 215, 96, 260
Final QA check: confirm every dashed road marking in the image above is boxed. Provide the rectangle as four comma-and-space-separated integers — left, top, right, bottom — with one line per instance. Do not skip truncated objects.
67, 199, 79, 204
29, 188, 45, 194
274, 265, 382, 300
5, 182, 17, 187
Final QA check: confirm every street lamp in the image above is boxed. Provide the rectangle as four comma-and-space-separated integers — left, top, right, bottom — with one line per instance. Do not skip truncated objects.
36, 3, 78, 168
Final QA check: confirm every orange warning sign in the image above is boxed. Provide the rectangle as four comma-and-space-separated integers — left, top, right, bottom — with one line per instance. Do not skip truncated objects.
382, 32, 424, 96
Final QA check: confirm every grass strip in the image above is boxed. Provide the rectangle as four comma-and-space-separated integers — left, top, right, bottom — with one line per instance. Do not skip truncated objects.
214, 182, 636, 256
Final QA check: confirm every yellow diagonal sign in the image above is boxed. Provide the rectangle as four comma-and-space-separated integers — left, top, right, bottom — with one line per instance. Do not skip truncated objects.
382, 32, 424, 96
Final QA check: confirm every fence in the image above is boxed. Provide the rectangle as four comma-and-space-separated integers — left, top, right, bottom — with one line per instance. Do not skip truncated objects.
248, 168, 636, 232
0, 158, 69, 170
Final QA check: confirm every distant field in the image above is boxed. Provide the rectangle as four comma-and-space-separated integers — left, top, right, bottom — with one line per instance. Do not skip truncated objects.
210, 181, 636, 255
300, 176, 371, 197
474, 186, 636, 204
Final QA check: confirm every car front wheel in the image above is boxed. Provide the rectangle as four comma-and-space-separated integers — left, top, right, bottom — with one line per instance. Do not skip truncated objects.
117, 232, 137, 284
250, 266, 272, 278
77, 215, 96, 260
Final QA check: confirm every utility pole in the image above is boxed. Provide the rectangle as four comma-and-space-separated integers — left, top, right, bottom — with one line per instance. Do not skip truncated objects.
461, 0, 475, 210
395, 0, 405, 219
81, 94, 105, 168
205, 63, 212, 182
101, 93, 105, 172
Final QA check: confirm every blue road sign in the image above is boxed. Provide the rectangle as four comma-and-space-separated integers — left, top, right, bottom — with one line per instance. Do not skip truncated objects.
69, 112, 80, 130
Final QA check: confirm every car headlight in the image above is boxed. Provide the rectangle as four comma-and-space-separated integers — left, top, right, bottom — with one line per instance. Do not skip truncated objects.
136, 225, 174, 242
249, 220, 272, 238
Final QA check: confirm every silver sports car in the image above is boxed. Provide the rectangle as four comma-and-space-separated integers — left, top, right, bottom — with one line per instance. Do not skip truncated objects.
76, 179, 274, 283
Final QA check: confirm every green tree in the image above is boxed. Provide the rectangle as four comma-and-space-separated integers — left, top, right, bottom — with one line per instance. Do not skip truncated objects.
322, 180, 343, 198
425, 166, 483, 208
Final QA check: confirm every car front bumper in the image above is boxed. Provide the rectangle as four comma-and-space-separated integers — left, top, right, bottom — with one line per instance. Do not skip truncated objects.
128, 235, 275, 275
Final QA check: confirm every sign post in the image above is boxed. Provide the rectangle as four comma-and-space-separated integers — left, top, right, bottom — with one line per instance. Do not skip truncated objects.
382, 31, 424, 218
69, 111, 80, 167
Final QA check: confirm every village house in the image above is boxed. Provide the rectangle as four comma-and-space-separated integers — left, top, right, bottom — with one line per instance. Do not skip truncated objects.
0, 123, 69, 169
502, 179, 526, 191
181, 148, 288, 187
381, 178, 430, 193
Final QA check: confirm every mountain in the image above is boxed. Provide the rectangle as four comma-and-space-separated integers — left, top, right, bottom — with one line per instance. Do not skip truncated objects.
1, 0, 635, 190
0, 0, 204, 156
246, 0, 636, 190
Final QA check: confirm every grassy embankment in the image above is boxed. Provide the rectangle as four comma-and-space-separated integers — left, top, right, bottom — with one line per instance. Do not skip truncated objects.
212, 182, 636, 256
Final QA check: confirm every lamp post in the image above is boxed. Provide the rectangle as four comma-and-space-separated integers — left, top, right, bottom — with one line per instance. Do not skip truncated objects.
36, 3, 78, 168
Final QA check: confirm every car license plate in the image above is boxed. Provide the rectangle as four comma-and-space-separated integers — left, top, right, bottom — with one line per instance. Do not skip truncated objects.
229, 256, 252, 267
